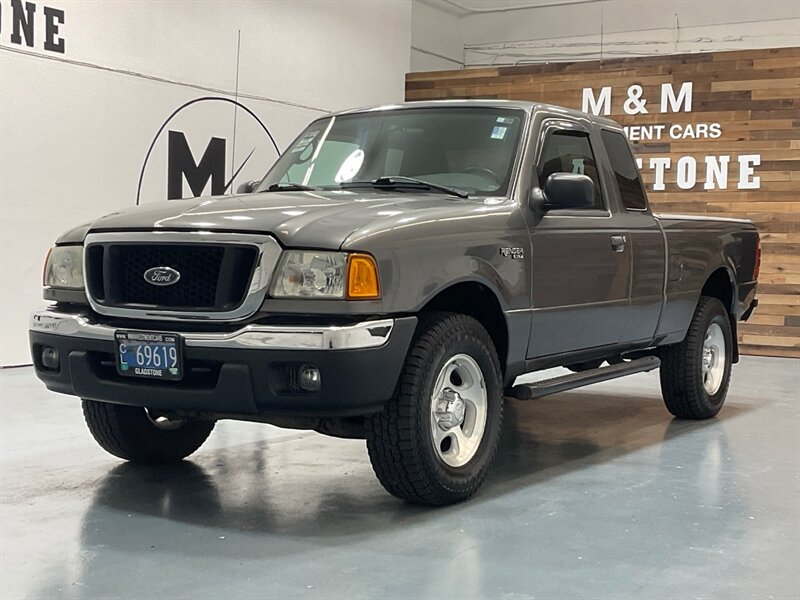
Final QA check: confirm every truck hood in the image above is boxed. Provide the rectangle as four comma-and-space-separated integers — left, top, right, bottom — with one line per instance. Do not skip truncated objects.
59, 190, 477, 249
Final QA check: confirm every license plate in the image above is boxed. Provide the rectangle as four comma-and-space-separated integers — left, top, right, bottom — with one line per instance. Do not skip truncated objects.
115, 330, 183, 380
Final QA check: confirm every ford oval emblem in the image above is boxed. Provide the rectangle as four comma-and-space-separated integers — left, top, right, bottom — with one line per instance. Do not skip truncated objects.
143, 266, 181, 286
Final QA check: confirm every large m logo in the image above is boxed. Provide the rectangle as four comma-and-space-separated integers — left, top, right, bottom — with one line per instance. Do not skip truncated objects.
136, 97, 280, 206
167, 131, 226, 200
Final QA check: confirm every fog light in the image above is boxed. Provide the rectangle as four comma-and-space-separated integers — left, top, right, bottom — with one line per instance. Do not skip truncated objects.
298, 364, 321, 392
41, 347, 59, 370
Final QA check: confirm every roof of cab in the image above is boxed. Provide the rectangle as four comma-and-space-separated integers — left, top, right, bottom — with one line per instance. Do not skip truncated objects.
332, 99, 622, 129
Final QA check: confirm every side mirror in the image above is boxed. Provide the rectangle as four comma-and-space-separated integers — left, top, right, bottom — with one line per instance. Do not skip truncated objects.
236, 180, 260, 194
542, 173, 595, 210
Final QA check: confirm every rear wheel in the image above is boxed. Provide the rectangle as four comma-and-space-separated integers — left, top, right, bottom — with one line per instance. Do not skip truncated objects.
82, 400, 215, 463
660, 296, 733, 419
366, 313, 503, 506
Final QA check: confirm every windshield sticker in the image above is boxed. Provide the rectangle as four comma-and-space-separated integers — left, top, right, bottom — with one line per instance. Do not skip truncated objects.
495, 116, 515, 124
491, 126, 508, 140
291, 130, 320, 153
334, 149, 365, 183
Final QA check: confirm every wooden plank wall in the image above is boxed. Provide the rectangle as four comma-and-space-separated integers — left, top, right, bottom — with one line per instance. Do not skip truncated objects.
406, 46, 800, 358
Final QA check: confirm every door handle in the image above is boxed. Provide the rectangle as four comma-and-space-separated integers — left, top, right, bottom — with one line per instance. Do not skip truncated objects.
610, 234, 627, 252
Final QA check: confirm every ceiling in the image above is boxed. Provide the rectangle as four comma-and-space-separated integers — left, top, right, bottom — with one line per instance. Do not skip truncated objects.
419, 0, 600, 16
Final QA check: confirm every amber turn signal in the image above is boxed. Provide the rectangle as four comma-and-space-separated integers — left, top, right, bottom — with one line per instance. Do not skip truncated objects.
346, 253, 380, 299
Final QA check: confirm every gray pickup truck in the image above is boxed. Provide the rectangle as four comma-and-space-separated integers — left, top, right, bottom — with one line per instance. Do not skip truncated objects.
30, 100, 759, 505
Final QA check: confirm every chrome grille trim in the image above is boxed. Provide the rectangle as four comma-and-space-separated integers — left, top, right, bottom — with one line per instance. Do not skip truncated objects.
83, 231, 282, 321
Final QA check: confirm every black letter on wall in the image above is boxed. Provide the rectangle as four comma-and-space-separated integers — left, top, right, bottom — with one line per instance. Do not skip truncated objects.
10, 0, 35, 47
167, 131, 226, 200
43, 6, 65, 53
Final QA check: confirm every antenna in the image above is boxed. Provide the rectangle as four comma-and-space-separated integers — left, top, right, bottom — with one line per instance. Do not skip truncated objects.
231, 29, 242, 191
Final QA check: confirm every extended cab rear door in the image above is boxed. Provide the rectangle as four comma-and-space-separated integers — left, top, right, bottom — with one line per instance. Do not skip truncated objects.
596, 129, 666, 346
527, 117, 632, 358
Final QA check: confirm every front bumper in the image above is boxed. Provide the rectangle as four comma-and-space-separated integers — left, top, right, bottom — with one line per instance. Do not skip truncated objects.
30, 309, 416, 417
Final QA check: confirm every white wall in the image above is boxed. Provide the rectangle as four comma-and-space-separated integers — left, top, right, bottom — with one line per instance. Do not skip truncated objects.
411, 1, 463, 71
411, 0, 800, 68
0, 0, 411, 366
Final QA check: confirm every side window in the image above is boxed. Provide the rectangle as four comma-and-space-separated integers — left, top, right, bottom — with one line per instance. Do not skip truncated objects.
538, 129, 603, 210
601, 130, 648, 210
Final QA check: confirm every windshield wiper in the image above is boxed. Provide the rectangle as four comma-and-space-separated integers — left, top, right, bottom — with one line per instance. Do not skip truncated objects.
265, 183, 319, 192
340, 176, 469, 199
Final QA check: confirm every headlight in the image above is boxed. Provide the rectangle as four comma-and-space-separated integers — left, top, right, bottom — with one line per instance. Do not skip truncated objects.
270, 251, 380, 299
43, 246, 84, 289
271, 251, 347, 298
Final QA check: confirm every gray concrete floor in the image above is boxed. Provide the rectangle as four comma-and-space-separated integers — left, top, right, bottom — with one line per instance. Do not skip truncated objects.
1, 356, 798, 600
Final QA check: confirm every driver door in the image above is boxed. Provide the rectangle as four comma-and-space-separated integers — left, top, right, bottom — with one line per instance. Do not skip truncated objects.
527, 119, 631, 358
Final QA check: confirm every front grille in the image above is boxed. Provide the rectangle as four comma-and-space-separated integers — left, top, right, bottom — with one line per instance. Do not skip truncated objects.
110, 245, 225, 308
86, 243, 258, 312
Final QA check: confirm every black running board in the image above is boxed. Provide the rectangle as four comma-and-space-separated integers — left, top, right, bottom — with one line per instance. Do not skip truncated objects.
507, 356, 661, 400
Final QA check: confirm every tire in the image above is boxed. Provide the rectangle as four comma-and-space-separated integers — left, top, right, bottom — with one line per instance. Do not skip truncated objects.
82, 400, 215, 464
660, 296, 733, 419
366, 312, 504, 506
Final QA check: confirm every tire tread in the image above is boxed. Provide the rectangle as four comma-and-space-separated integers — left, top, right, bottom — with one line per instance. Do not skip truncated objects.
82, 400, 214, 464
660, 296, 732, 419
366, 312, 503, 505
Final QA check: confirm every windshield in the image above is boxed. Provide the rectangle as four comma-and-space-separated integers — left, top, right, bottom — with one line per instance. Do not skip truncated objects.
257, 107, 526, 196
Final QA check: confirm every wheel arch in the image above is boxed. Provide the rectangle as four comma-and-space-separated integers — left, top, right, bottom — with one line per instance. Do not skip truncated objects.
700, 266, 739, 362
420, 280, 510, 377
701, 266, 735, 313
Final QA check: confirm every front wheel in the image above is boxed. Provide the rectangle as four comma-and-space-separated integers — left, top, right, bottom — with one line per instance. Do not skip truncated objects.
82, 400, 215, 464
660, 296, 733, 419
366, 313, 503, 506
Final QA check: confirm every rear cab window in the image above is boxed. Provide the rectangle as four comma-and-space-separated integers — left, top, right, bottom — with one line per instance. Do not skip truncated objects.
601, 130, 649, 211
